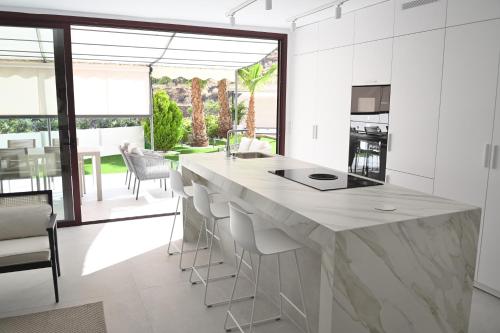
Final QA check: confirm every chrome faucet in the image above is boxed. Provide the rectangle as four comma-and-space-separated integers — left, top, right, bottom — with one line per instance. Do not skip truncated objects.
226, 129, 248, 158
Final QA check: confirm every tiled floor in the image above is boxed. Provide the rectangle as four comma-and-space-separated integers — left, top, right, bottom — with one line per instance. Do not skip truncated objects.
0, 217, 499, 333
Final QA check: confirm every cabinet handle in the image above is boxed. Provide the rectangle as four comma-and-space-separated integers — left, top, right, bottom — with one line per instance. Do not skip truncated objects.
492, 145, 498, 169
483, 143, 492, 168
315, 125, 319, 139
312, 125, 315, 139
387, 133, 392, 151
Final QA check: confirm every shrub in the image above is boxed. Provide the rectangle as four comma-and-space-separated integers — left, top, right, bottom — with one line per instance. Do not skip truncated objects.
204, 100, 220, 116
231, 101, 247, 125
205, 114, 219, 139
143, 91, 184, 151
181, 117, 192, 144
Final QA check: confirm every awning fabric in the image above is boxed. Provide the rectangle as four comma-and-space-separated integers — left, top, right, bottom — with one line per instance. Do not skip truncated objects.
0, 26, 277, 117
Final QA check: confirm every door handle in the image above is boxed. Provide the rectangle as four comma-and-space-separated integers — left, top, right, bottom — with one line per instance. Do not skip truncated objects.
483, 143, 492, 168
492, 145, 498, 169
387, 133, 392, 151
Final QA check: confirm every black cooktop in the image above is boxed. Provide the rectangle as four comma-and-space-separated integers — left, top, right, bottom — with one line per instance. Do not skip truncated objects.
269, 168, 383, 191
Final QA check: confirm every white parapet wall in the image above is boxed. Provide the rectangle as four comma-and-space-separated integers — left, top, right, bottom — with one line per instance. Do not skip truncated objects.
0, 126, 145, 157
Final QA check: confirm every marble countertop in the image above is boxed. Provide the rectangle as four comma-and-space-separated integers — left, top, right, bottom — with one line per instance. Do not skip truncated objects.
181, 152, 478, 232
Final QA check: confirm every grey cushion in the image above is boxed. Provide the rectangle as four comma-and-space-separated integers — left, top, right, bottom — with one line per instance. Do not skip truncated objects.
0, 236, 50, 267
0, 205, 52, 241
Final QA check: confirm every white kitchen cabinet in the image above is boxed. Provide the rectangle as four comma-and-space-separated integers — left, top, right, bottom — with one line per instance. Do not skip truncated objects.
294, 23, 319, 55
314, 46, 353, 171
434, 20, 500, 208
478, 72, 500, 295
447, 0, 500, 26
354, 0, 394, 44
318, 12, 355, 50
288, 52, 317, 161
352, 38, 393, 85
387, 29, 444, 178
385, 169, 434, 194
394, 0, 447, 36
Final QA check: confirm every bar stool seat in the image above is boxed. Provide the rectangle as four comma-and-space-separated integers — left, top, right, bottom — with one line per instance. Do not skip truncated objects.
225, 202, 311, 333
210, 202, 230, 219
255, 229, 302, 255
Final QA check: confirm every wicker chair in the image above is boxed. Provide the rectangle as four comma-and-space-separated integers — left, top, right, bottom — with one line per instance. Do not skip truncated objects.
0, 190, 61, 302
125, 150, 170, 200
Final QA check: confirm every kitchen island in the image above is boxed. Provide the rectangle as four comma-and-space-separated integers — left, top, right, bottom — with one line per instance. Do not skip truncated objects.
180, 152, 480, 333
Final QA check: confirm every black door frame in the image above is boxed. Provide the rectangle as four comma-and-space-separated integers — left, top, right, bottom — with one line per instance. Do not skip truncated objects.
0, 10, 288, 226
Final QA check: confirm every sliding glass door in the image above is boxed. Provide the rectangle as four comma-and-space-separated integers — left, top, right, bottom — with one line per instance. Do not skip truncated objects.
0, 25, 78, 222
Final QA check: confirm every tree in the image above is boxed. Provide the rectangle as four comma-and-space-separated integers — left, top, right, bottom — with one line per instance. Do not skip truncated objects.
143, 90, 183, 151
238, 63, 277, 137
217, 79, 232, 138
231, 101, 247, 126
190, 77, 209, 147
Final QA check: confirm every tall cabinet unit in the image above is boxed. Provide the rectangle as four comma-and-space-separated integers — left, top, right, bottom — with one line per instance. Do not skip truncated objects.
434, 19, 500, 293
386, 29, 445, 191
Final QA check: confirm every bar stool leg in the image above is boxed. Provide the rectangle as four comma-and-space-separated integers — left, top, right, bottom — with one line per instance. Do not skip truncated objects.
249, 255, 262, 332
167, 196, 181, 255
189, 217, 207, 283
277, 254, 283, 318
224, 249, 245, 332
294, 250, 311, 333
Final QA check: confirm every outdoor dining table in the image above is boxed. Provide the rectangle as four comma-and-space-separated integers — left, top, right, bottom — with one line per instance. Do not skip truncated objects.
78, 147, 102, 201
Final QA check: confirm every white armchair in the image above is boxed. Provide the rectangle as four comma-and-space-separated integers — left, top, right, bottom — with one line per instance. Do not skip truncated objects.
0, 190, 61, 302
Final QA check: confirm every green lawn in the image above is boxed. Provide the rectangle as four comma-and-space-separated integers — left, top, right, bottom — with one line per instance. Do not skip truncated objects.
84, 137, 276, 175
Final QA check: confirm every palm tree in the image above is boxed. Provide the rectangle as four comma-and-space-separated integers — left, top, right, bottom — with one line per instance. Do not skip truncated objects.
217, 79, 232, 138
190, 77, 208, 147
238, 63, 277, 137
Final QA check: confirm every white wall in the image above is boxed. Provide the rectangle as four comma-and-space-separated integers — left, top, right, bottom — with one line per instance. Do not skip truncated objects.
0, 126, 144, 156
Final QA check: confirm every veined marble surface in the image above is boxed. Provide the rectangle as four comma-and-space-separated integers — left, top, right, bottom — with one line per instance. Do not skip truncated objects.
181, 152, 480, 333
180, 153, 476, 232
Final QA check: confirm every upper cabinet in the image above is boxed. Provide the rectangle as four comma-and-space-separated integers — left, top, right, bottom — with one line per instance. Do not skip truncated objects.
318, 12, 355, 50
434, 20, 500, 207
352, 38, 393, 85
394, 0, 447, 35
387, 29, 445, 179
354, 0, 395, 43
447, 0, 500, 26
294, 23, 319, 55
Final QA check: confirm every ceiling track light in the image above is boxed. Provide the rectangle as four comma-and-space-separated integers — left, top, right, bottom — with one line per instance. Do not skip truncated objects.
291, 21, 297, 31
287, 0, 349, 26
335, 4, 342, 19
265, 0, 272, 10
230, 15, 236, 26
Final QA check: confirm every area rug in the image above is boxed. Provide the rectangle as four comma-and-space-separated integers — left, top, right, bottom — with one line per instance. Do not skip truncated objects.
0, 302, 107, 333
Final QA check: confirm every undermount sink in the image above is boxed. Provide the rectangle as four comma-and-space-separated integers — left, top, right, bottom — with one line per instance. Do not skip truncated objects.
233, 152, 273, 159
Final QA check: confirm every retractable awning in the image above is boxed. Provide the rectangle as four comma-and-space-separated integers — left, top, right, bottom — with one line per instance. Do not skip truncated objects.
0, 26, 278, 117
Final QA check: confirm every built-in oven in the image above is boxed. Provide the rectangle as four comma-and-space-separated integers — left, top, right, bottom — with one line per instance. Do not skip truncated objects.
349, 85, 391, 181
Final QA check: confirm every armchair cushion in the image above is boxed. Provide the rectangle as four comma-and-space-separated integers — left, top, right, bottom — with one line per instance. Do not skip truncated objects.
0, 236, 50, 267
0, 204, 52, 241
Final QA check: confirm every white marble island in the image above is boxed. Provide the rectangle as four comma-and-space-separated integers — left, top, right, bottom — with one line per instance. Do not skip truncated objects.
181, 152, 480, 333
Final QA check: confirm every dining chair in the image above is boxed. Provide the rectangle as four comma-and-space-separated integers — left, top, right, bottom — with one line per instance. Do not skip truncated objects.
0, 148, 35, 193
43, 147, 62, 190
7, 139, 36, 149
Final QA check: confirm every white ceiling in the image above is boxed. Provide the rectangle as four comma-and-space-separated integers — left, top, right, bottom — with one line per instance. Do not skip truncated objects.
0, 0, 335, 29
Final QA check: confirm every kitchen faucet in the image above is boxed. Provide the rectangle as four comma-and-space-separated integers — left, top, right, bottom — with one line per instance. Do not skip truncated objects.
226, 129, 248, 158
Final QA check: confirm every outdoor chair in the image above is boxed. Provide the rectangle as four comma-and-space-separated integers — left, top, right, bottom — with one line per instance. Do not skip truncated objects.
0, 148, 35, 193
125, 149, 170, 200
119, 143, 135, 190
7, 139, 36, 149
43, 146, 62, 190
0, 190, 61, 302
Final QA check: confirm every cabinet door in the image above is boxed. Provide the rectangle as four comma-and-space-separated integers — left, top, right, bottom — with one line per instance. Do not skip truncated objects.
477, 57, 500, 294
386, 169, 434, 194
387, 29, 444, 178
394, 0, 447, 35
352, 38, 393, 85
294, 23, 319, 55
289, 52, 317, 161
318, 12, 355, 50
314, 46, 353, 171
434, 20, 500, 207
447, 0, 500, 26
354, 0, 394, 44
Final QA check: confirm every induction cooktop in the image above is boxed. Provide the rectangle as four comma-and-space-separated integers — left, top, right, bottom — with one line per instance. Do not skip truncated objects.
268, 168, 383, 191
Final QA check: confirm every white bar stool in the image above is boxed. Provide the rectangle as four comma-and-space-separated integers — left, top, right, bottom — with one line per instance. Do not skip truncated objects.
225, 202, 311, 333
190, 181, 254, 308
